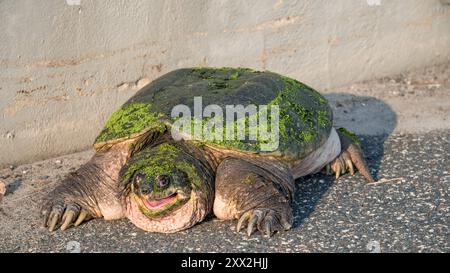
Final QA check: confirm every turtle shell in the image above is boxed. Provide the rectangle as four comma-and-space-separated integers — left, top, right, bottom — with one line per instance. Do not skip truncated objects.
94, 67, 333, 160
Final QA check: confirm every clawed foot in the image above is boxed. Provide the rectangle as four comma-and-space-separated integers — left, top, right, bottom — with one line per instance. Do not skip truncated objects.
41, 200, 92, 231
324, 150, 355, 179
324, 128, 375, 183
236, 208, 292, 237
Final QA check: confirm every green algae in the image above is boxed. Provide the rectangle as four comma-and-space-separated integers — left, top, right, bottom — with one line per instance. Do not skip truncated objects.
95, 102, 166, 144
169, 72, 332, 156
192, 67, 254, 82
317, 110, 330, 129
191, 66, 254, 72
229, 71, 240, 80
98, 67, 332, 160
174, 108, 278, 153
269, 76, 331, 147
121, 143, 203, 191
121, 143, 179, 184
177, 161, 202, 190
337, 127, 361, 146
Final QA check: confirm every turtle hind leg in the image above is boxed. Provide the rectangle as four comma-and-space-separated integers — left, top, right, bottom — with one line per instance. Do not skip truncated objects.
213, 157, 294, 237
324, 127, 375, 183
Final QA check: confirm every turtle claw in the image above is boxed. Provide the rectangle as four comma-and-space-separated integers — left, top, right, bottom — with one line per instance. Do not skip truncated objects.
324, 133, 375, 183
42, 199, 91, 232
60, 204, 81, 231
61, 210, 76, 231
246, 209, 264, 236
340, 151, 355, 176
247, 214, 258, 236
48, 211, 61, 232
328, 151, 356, 181
330, 155, 346, 179
346, 159, 355, 175
236, 208, 292, 238
263, 221, 272, 237
236, 211, 251, 233
44, 201, 64, 231
334, 161, 342, 179
74, 210, 90, 227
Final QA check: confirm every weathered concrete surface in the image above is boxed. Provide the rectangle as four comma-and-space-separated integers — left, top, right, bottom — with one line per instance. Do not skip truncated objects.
325, 62, 450, 135
1, 0, 450, 167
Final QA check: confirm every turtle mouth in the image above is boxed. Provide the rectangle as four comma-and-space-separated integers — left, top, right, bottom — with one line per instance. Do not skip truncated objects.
143, 193, 178, 209
129, 188, 191, 218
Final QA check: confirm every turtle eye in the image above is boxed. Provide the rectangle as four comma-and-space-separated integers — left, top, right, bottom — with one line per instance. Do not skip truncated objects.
135, 174, 153, 195
155, 174, 170, 188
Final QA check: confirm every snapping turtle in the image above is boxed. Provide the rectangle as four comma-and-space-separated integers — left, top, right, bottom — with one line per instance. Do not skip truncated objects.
41, 67, 374, 236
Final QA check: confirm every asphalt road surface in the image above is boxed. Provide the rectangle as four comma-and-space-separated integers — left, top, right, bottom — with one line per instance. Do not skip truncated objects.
0, 131, 448, 253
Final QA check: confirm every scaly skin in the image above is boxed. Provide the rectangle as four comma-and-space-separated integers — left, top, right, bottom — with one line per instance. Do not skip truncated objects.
41, 141, 132, 231
213, 157, 294, 237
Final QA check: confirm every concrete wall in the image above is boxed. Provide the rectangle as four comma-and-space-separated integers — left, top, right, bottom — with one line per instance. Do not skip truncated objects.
1, 0, 450, 167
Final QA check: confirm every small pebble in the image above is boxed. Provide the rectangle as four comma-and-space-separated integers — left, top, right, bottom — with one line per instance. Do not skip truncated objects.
9, 165, 15, 171
55, 160, 62, 164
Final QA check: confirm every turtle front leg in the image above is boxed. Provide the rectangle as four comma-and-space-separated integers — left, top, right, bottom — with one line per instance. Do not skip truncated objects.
324, 128, 375, 182
41, 177, 97, 232
42, 143, 130, 231
213, 157, 294, 237
41, 160, 108, 231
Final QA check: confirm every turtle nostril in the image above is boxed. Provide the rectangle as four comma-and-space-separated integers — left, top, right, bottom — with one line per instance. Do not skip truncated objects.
140, 187, 151, 195
139, 182, 152, 195
156, 175, 170, 188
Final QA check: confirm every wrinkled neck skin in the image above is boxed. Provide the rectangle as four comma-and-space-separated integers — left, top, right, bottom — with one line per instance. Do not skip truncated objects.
123, 140, 215, 233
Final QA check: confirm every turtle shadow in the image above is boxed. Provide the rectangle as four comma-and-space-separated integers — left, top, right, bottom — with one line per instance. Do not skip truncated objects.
292, 93, 397, 229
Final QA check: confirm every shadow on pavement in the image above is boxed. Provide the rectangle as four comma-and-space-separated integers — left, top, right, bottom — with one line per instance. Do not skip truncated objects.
292, 93, 397, 229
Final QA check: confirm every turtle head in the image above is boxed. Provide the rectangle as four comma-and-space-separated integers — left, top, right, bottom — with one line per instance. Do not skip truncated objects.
127, 168, 192, 216
120, 143, 213, 233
